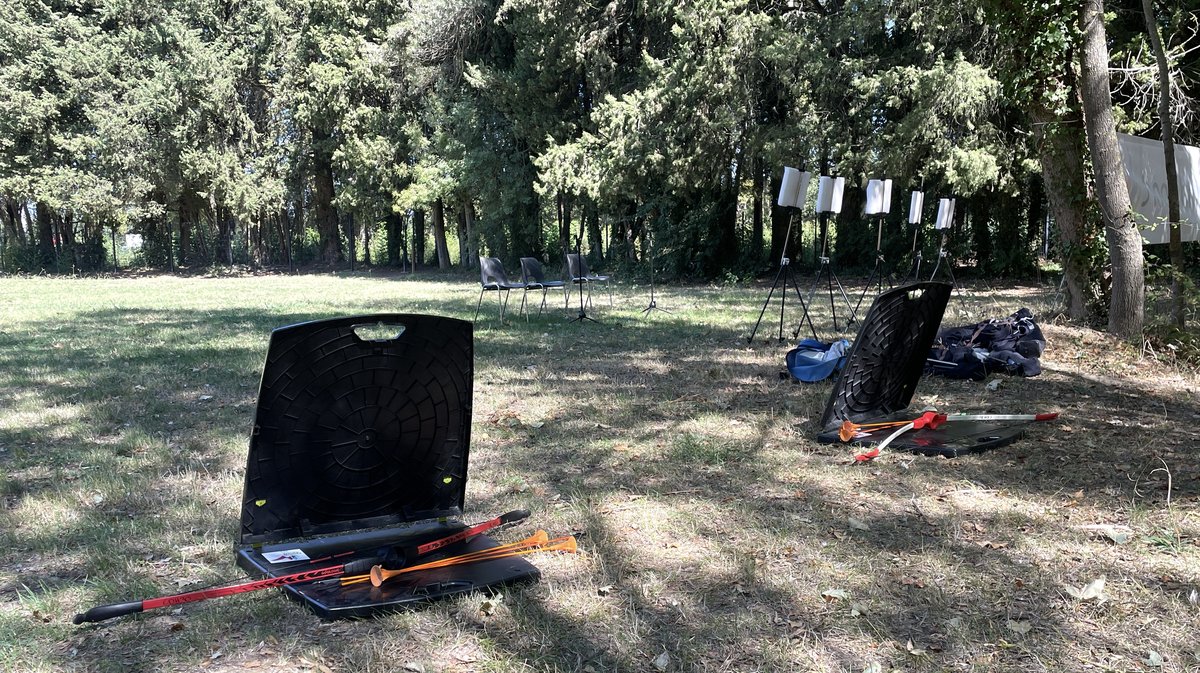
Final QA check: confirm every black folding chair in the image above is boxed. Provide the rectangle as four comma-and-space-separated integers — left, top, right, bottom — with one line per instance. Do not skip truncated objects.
474, 257, 524, 321
565, 253, 612, 309
518, 257, 566, 317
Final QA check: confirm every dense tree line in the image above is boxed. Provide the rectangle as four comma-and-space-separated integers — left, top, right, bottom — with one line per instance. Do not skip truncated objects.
1, 0, 1197, 333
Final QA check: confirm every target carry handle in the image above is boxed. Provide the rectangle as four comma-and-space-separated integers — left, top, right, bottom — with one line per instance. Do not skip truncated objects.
73, 600, 144, 625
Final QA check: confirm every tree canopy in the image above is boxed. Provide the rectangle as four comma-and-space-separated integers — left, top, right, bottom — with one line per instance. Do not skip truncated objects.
2, 0, 1197, 330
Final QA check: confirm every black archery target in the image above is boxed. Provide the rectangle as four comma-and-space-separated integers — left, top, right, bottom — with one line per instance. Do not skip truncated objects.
819, 282, 951, 430
240, 315, 472, 544
815, 282, 1030, 458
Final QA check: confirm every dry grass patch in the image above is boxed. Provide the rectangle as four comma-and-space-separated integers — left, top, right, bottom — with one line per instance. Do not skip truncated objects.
1, 273, 1198, 672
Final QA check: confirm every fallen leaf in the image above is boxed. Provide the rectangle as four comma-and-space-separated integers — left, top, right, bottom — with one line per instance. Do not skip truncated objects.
1007, 619, 1032, 635
862, 662, 883, 673
900, 577, 926, 589
905, 640, 926, 656
1145, 651, 1163, 667
652, 651, 670, 671
1065, 577, 1107, 603
848, 517, 870, 531
821, 588, 850, 602
403, 663, 426, 673
597, 585, 614, 596
850, 602, 867, 617
1104, 529, 1130, 545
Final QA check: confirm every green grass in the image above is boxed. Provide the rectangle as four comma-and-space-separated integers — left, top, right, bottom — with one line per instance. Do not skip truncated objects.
1, 270, 1198, 672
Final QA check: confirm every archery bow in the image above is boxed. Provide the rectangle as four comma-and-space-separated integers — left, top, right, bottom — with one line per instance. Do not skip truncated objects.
74, 509, 531, 624
845, 411, 1060, 462
341, 531, 578, 588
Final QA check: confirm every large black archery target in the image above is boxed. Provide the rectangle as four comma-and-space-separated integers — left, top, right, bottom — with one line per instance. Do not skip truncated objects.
819, 282, 951, 430
240, 315, 472, 544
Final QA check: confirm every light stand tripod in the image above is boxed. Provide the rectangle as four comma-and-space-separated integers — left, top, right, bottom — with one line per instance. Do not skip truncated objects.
928, 231, 966, 300
641, 226, 670, 316
853, 214, 892, 318
928, 196, 967, 310
905, 225, 924, 281
748, 167, 817, 343
568, 234, 598, 324
802, 211, 859, 335
903, 190, 925, 282
747, 212, 818, 343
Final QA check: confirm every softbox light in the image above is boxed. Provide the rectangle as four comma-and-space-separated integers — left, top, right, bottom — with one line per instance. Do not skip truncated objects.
865, 179, 884, 215
816, 176, 832, 212
828, 177, 846, 214
881, 179, 893, 214
908, 191, 925, 224
777, 167, 812, 208
935, 198, 956, 230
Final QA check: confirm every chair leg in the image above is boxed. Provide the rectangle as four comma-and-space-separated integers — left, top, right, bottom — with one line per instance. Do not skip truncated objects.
474, 288, 485, 321
538, 288, 548, 315
520, 288, 529, 319
606, 280, 613, 307
499, 289, 508, 320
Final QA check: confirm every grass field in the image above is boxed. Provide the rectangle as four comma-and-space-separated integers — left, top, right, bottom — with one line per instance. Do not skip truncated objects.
1, 270, 1198, 673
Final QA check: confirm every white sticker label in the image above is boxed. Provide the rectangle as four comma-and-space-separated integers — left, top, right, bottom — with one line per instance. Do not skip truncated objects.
263, 549, 311, 564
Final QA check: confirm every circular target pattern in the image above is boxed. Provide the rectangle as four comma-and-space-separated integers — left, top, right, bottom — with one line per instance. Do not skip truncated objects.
242, 316, 471, 541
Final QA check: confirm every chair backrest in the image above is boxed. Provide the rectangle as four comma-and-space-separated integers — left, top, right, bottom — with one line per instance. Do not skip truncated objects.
479, 257, 510, 286
519, 257, 546, 284
565, 253, 590, 280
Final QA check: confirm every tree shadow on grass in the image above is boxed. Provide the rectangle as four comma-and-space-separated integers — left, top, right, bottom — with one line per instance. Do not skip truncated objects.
1, 295, 1195, 671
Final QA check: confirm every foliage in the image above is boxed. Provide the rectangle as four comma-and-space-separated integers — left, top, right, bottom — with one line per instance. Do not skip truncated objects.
0, 0, 1195, 298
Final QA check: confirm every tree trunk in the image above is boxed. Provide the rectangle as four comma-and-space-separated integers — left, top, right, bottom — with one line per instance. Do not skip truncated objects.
1033, 105, 1100, 321
585, 202, 602, 260
1080, 0, 1144, 338
463, 200, 478, 268
456, 207, 468, 267
412, 208, 426, 269
751, 156, 764, 261
557, 192, 572, 255
431, 198, 450, 270
36, 201, 54, 268
385, 211, 401, 266
311, 129, 342, 266
1142, 0, 1184, 327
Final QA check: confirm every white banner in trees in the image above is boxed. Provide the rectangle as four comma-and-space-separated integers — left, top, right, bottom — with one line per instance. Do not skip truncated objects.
1117, 132, 1200, 244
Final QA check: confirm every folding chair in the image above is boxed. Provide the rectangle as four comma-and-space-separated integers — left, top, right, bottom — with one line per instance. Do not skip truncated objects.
474, 257, 524, 321
518, 257, 566, 317
565, 253, 612, 309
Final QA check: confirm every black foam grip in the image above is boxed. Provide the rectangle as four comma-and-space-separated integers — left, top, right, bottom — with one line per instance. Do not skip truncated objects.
340, 557, 383, 576
500, 509, 530, 524
73, 600, 144, 624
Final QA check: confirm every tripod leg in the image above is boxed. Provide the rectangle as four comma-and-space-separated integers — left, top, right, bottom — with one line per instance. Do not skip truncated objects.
747, 264, 786, 343
832, 273, 859, 327
853, 259, 881, 317
826, 268, 838, 331
789, 271, 820, 342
